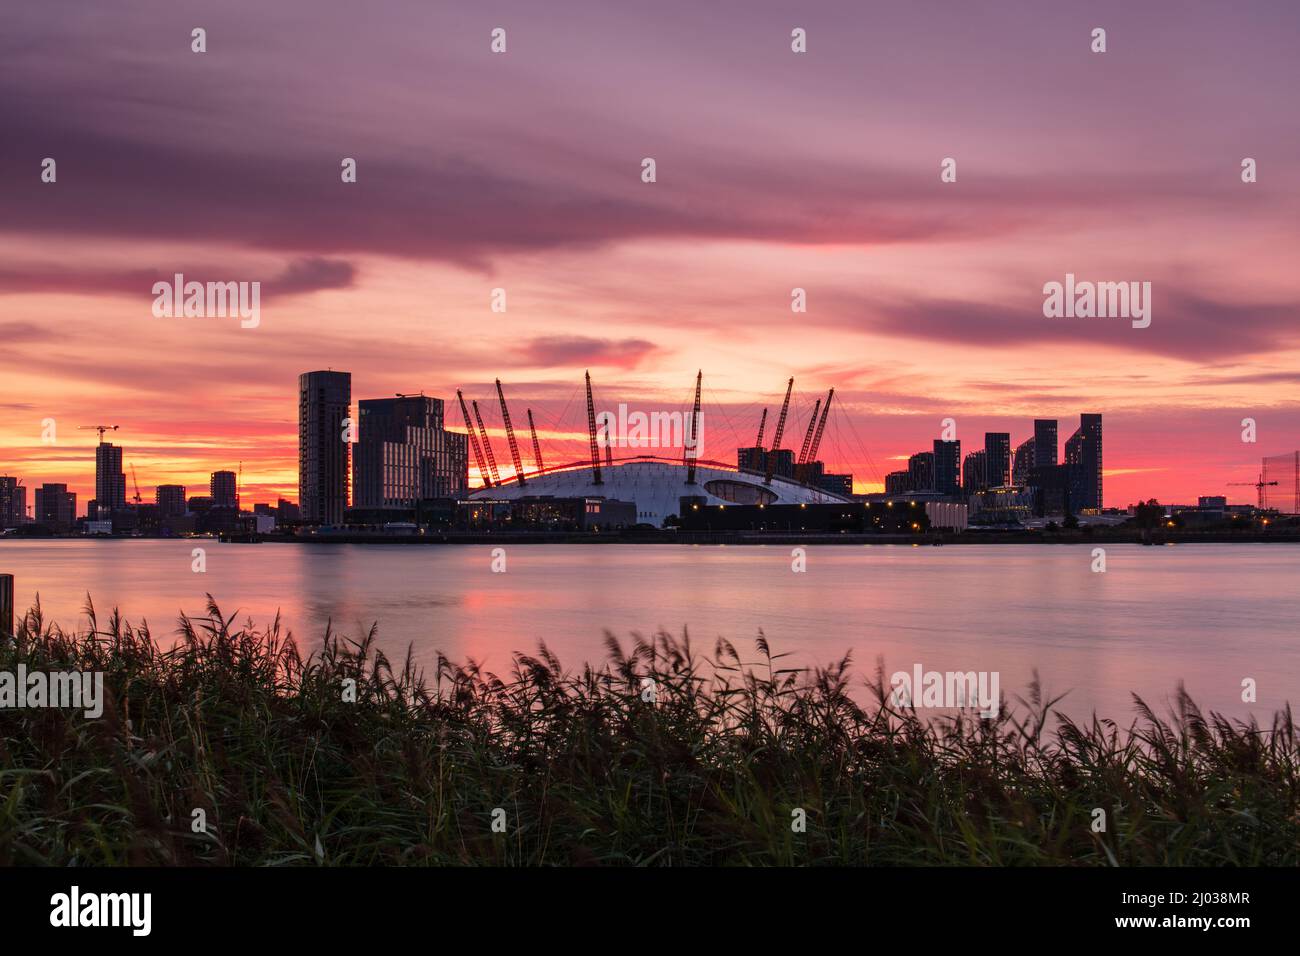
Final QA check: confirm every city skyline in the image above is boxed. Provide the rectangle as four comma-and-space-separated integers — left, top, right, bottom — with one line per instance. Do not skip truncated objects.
3, 2, 1298, 510
0, 369, 1289, 516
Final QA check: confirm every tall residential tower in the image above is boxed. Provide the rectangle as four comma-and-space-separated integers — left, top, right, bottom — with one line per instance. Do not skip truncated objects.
1033, 419, 1058, 469
94, 441, 127, 516
984, 432, 1011, 488
1065, 414, 1103, 512
353, 394, 469, 508
298, 370, 352, 525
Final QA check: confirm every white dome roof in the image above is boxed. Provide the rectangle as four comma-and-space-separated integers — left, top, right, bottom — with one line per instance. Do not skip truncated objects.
468, 457, 851, 527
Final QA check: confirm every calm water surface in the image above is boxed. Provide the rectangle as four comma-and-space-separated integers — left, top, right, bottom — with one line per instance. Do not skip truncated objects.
3, 540, 1297, 721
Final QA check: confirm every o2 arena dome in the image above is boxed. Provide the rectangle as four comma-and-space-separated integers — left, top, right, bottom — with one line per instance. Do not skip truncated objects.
459, 371, 854, 528
468, 456, 851, 528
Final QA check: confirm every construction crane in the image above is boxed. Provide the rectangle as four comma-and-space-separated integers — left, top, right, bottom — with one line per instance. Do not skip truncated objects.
471, 400, 501, 485
764, 378, 794, 485
1228, 475, 1278, 509
526, 409, 544, 475
79, 424, 119, 442
456, 390, 492, 489
129, 463, 142, 505
684, 370, 702, 485
494, 379, 525, 487
794, 398, 822, 483
584, 370, 602, 486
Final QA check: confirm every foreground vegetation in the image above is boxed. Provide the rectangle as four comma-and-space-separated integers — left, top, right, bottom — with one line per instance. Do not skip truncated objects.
1, 598, 1296, 866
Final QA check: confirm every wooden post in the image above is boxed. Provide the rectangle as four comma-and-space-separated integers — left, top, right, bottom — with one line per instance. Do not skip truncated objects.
0, 574, 13, 641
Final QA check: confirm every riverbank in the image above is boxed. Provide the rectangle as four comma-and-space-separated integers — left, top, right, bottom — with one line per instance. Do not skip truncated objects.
2, 600, 1295, 866
8, 529, 1299, 545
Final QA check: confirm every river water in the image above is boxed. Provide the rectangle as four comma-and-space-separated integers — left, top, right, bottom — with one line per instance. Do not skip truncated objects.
3, 540, 1296, 722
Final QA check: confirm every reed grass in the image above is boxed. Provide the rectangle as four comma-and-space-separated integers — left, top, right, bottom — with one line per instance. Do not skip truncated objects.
1, 596, 1296, 866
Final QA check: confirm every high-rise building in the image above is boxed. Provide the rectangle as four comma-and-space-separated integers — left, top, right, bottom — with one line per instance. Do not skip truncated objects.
1029, 464, 1072, 517
156, 484, 188, 517
962, 450, 986, 495
1012, 437, 1036, 486
34, 483, 76, 530
932, 439, 961, 496
737, 446, 795, 478
95, 441, 127, 516
907, 451, 935, 492
1033, 420, 1058, 469
1065, 413, 1103, 512
0, 476, 26, 526
816, 473, 854, 497
210, 470, 238, 508
298, 370, 352, 525
353, 394, 468, 508
884, 470, 911, 495
984, 432, 1011, 488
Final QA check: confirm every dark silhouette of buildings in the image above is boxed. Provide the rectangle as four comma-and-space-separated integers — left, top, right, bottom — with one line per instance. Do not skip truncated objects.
1013, 436, 1035, 486
1065, 413, 1103, 511
887, 415, 1100, 517
1033, 420, 1058, 469
933, 439, 961, 495
737, 446, 795, 478
1029, 464, 1072, 516
815, 472, 854, 496
0, 476, 25, 526
352, 394, 468, 508
884, 470, 910, 495
908, 451, 935, 491
35, 483, 76, 530
155, 484, 187, 517
984, 432, 1011, 488
94, 442, 126, 516
299, 370, 352, 525
210, 470, 238, 508
963, 450, 986, 494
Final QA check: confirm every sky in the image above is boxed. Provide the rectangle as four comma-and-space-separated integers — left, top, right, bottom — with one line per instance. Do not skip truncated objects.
2, 0, 1298, 511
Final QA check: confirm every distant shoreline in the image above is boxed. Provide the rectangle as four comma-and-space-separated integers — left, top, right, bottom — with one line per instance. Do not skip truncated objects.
5, 530, 1298, 546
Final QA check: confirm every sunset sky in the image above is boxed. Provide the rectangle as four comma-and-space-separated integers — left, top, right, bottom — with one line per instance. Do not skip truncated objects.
2, 0, 1298, 511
